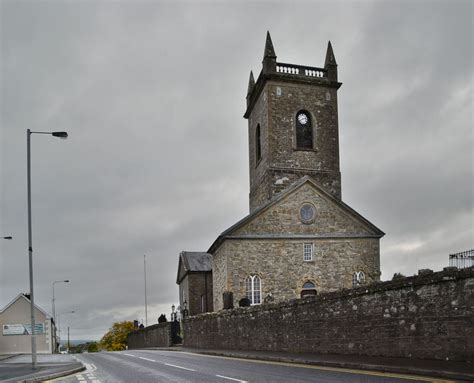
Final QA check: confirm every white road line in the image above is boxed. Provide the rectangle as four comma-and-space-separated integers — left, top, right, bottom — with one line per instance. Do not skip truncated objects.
164, 363, 196, 371
139, 356, 156, 362
216, 375, 248, 383
124, 353, 136, 357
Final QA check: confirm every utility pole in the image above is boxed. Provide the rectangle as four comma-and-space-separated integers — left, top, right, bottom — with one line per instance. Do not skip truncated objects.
144, 254, 148, 327
67, 326, 70, 354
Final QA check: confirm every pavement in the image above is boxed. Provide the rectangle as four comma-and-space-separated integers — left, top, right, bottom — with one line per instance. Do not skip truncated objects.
146, 347, 474, 382
0, 354, 84, 383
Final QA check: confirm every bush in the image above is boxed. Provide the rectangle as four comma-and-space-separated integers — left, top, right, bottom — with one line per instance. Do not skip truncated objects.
392, 272, 406, 281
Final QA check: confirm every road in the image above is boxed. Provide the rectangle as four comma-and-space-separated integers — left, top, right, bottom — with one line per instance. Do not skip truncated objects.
48, 350, 453, 383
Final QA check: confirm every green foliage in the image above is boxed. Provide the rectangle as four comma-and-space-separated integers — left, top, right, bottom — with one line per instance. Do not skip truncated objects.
99, 321, 135, 351
87, 342, 99, 353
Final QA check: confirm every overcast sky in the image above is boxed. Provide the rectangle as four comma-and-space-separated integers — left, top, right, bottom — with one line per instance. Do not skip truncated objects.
1, 0, 472, 340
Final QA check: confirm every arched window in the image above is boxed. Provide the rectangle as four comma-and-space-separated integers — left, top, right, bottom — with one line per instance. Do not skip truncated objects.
295, 110, 313, 149
352, 271, 366, 287
256, 124, 262, 162
245, 275, 261, 305
301, 281, 317, 298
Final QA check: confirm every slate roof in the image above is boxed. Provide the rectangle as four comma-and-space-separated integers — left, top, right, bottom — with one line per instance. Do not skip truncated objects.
181, 252, 212, 272
176, 251, 212, 284
207, 176, 385, 254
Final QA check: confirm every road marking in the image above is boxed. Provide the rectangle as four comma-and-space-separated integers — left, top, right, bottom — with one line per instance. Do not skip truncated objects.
216, 374, 248, 382
124, 353, 136, 357
164, 362, 196, 371
178, 351, 455, 383
138, 356, 156, 362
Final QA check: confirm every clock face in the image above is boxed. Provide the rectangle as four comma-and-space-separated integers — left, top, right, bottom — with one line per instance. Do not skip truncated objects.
300, 203, 316, 223
297, 113, 308, 125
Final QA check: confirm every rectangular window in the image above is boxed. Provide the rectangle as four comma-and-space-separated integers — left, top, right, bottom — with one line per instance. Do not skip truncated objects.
303, 243, 313, 261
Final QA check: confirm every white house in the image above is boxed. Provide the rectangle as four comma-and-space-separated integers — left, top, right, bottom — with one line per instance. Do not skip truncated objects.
0, 293, 56, 354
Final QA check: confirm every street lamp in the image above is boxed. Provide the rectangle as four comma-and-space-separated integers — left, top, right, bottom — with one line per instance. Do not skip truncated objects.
171, 304, 176, 321
143, 255, 148, 327
1, 236, 13, 240
27, 129, 68, 369
52, 280, 69, 328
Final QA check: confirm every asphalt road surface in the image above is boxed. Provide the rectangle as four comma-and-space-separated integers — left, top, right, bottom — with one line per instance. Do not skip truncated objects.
48, 350, 452, 383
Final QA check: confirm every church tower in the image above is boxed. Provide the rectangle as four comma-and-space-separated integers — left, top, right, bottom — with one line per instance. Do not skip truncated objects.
245, 32, 342, 212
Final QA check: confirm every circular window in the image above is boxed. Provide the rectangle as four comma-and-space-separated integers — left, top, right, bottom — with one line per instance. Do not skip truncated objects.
299, 203, 316, 224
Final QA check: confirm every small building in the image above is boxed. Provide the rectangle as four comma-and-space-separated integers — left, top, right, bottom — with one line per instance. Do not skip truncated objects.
176, 252, 213, 316
0, 293, 56, 354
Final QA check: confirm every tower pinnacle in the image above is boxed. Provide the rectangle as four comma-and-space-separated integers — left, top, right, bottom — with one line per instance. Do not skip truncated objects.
262, 31, 277, 74
324, 41, 337, 67
324, 41, 338, 81
246, 71, 255, 105
263, 31, 276, 58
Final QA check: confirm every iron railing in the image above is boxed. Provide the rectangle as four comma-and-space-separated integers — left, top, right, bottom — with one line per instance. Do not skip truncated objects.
449, 249, 474, 269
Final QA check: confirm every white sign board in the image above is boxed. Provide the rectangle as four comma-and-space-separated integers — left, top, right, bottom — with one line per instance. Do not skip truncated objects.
3, 323, 44, 335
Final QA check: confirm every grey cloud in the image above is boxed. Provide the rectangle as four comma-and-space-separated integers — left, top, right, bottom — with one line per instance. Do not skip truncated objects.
1, 0, 472, 339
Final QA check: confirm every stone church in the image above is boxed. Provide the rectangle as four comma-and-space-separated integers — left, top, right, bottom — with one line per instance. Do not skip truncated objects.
177, 32, 384, 314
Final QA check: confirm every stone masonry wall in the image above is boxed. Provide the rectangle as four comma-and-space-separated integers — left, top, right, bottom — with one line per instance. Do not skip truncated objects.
127, 322, 172, 349
186, 267, 474, 362
249, 80, 341, 212
213, 237, 379, 311
248, 84, 270, 212
212, 183, 381, 311
188, 272, 213, 315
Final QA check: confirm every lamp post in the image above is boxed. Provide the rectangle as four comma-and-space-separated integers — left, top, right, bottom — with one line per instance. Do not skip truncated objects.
171, 304, 176, 321
52, 280, 69, 353
1, 236, 13, 240
57, 310, 75, 339
144, 254, 148, 327
27, 129, 68, 368
52, 280, 69, 326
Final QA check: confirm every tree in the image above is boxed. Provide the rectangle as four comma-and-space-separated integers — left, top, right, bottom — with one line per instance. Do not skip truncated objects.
99, 321, 135, 351
87, 342, 99, 353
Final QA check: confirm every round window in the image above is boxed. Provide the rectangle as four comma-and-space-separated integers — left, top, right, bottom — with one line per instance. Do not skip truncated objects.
299, 203, 316, 223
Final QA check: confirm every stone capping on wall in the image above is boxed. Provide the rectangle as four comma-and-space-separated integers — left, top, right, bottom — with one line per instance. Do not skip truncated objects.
128, 322, 168, 336
185, 266, 474, 320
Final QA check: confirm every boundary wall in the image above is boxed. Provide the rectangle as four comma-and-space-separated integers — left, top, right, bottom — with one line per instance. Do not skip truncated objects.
183, 267, 474, 362
127, 322, 172, 349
